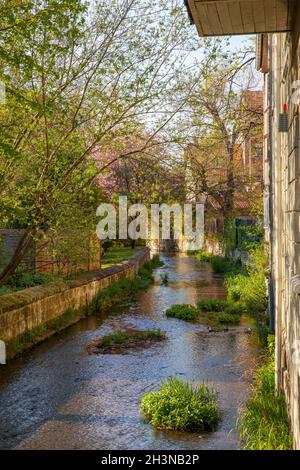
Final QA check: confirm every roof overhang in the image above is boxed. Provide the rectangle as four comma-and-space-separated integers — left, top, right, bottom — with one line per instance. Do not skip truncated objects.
186, 0, 296, 36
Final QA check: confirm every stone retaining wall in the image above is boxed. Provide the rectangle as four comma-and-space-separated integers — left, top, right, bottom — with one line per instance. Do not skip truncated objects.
0, 248, 150, 344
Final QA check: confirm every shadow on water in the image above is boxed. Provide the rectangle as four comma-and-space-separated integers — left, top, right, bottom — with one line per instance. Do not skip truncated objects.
0, 254, 260, 450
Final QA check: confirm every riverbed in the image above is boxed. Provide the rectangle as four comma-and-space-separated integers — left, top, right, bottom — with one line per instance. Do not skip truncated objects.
0, 254, 260, 450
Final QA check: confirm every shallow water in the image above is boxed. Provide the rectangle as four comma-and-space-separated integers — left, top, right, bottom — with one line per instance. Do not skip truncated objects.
0, 255, 260, 450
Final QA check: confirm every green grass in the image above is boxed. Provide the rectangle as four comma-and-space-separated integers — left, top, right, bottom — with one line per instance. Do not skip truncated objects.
165, 304, 199, 321
197, 299, 243, 325
197, 299, 228, 312
213, 313, 240, 324
97, 329, 165, 350
101, 247, 139, 268
0, 272, 64, 296
166, 300, 243, 325
238, 336, 293, 449
140, 378, 221, 432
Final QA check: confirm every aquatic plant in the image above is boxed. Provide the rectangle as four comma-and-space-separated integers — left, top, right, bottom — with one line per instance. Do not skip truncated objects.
97, 329, 165, 350
160, 272, 169, 285
140, 378, 221, 431
197, 299, 228, 312
165, 304, 199, 321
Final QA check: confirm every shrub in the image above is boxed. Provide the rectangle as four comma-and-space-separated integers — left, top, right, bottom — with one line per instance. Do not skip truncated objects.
224, 301, 245, 315
165, 304, 199, 321
140, 378, 221, 432
225, 245, 268, 316
238, 336, 292, 450
211, 256, 231, 273
194, 250, 214, 262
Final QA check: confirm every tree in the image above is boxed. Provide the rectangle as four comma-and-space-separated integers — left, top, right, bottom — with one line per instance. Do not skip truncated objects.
0, 0, 197, 284
184, 39, 263, 220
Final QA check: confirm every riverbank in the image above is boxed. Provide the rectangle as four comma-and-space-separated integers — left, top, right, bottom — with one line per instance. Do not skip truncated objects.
0, 248, 151, 360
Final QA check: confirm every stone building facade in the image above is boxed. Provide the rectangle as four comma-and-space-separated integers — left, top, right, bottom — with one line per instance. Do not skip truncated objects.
257, 26, 300, 450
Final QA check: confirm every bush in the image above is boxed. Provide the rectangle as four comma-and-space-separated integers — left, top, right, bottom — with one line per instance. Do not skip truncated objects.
165, 304, 199, 321
140, 378, 221, 432
238, 336, 292, 450
211, 256, 232, 273
224, 301, 245, 315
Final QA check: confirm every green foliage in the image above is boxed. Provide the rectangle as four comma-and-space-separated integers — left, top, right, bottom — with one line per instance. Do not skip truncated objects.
225, 220, 264, 252
197, 299, 244, 315
140, 378, 221, 432
238, 335, 292, 450
0, 0, 196, 283
226, 244, 268, 315
97, 329, 165, 349
197, 299, 227, 312
6, 272, 63, 289
101, 247, 139, 267
213, 313, 240, 324
165, 304, 199, 322
187, 250, 214, 262
211, 256, 233, 274
0, 271, 64, 295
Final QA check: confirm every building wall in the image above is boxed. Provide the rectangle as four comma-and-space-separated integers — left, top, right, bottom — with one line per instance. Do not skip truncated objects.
265, 13, 300, 447
0, 229, 101, 276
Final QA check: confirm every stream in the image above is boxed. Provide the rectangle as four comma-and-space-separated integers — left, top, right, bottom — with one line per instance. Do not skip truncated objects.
0, 254, 260, 450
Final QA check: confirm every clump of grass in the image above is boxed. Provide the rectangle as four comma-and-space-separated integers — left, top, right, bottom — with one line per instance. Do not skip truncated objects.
224, 301, 245, 315
238, 335, 292, 449
194, 250, 214, 262
160, 272, 169, 285
140, 378, 221, 432
213, 313, 240, 324
197, 299, 243, 324
165, 304, 199, 322
96, 329, 166, 351
197, 299, 228, 312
